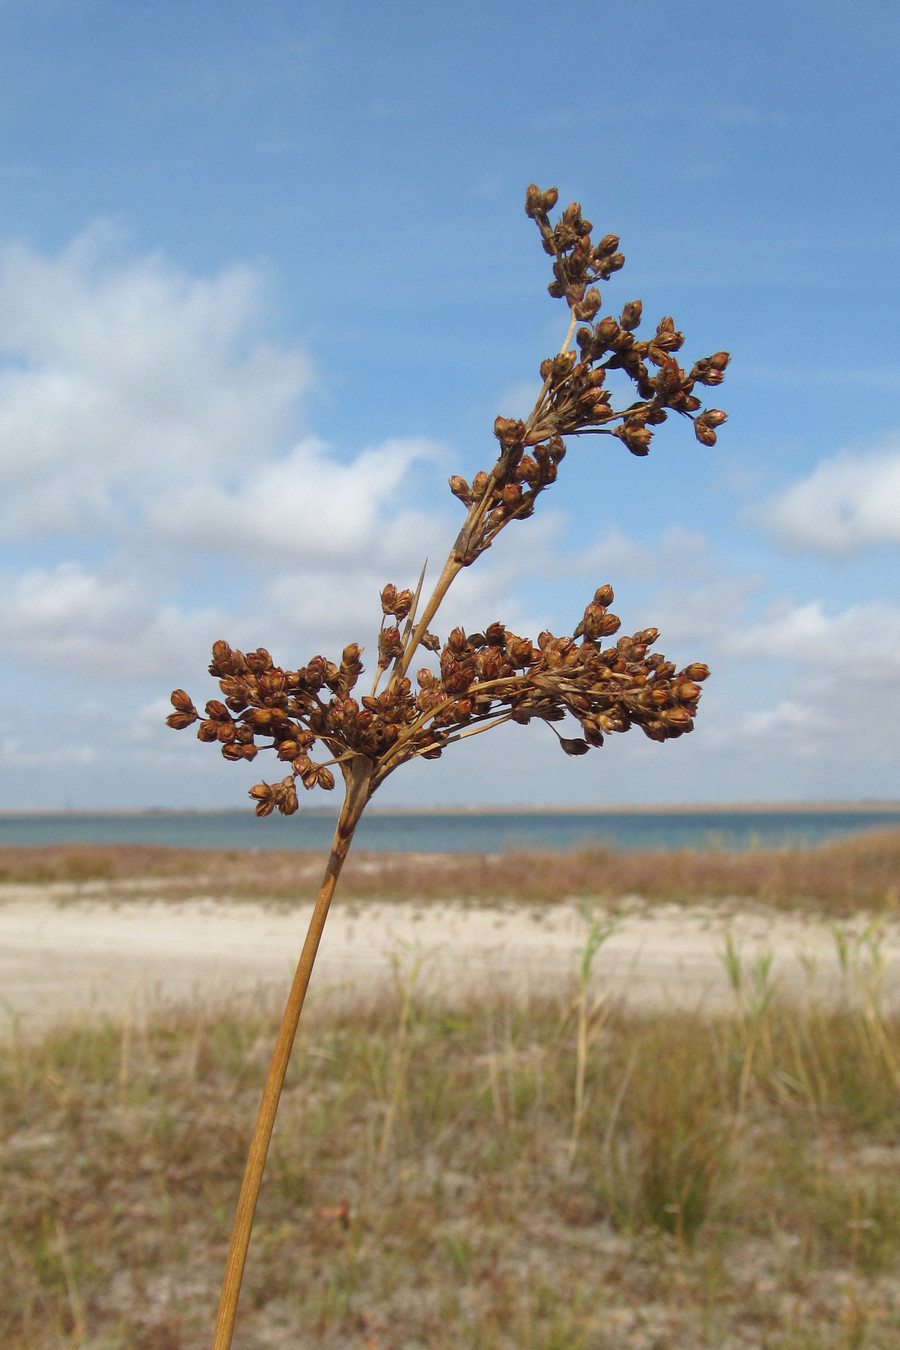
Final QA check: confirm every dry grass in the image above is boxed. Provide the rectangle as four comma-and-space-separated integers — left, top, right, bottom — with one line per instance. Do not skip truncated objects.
1, 825, 899, 916
4, 939, 900, 1350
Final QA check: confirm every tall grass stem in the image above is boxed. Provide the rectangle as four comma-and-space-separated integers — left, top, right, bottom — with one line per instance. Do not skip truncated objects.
211, 758, 372, 1350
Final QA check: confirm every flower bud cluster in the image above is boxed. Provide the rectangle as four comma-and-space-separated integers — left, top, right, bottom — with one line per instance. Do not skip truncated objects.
442, 187, 728, 568
168, 586, 709, 814
524, 184, 729, 453
167, 184, 720, 818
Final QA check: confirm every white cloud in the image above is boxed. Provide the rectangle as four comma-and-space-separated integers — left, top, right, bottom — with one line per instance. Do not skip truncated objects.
763, 444, 900, 555
572, 526, 712, 584
0, 735, 99, 768
725, 598, 900, 669
0, 562, 225, 681
152, 435, 443, 567
0, 224, 452, 584
0, 223, 311, 538
721, 598, 900, 765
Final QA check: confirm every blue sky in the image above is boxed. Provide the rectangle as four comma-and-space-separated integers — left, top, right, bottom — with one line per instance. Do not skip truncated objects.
0, 0, 898, 808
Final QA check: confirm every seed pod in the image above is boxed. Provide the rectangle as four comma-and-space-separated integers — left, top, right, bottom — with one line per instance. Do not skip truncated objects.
580, 603, 619, 641
525, 183, 544, 217
615, 424, 653, 456
559, 737, 590, 756
166, 709, 197, 730
394, 589, 414, 619
597, 712, 628, 733
641, 721, 668, 742
595, 316, 620, 346
449, 476, 471, 503
664, 707, 694, 731
620, 299, 643, 331
552, 350, 577, 380
506, 635, 535, 667
209, 640, 234, 675
574, 288, 602, 320
582, 719, 605, 747
517, 455, 540, 485
378, 626, 403, 664
682, 663, 711, 682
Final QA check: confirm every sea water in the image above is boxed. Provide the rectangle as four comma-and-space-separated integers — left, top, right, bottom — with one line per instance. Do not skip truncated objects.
0, 807, 898, 854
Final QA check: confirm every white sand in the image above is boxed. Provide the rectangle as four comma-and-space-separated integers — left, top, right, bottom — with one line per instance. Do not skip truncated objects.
2, 886, 898, 1036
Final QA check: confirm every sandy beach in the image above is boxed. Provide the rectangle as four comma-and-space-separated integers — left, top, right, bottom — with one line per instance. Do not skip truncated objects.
3, 883, 898, 1035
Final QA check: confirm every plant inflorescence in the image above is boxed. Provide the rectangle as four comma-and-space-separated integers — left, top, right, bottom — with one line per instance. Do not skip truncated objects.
168, 185, 727, 820
165, 183, 729, 1350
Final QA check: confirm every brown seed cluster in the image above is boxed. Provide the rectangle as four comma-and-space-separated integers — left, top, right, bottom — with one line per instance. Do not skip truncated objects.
167, 587, 709, 815
441, 187, 727, 569
167, 184, 724, 816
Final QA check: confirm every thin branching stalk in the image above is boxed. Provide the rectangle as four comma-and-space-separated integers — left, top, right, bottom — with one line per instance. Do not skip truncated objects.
166, 182, 729, 1347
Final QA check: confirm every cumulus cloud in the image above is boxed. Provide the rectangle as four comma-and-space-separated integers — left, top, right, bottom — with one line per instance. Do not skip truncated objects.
763, 444, 900, 555
152, 435, 442, 567
0, 225, 450, 574
572, 526, 713, 584
0, 223, 312, 537
721, 598, 900, 765
0, 562, 225, 681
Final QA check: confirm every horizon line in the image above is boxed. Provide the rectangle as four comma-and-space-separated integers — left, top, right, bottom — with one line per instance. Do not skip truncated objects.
0, 800, 899, 818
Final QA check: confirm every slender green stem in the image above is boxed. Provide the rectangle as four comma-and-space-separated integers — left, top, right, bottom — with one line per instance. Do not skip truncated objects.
211, 757, 373, 1350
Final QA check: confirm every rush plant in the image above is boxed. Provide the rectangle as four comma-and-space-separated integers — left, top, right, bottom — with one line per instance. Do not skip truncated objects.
167, 183, 728, 1348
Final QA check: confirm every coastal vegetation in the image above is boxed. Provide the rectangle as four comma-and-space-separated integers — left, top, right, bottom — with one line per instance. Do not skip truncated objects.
1, 825, 897, 918
4, 914, 900, 1349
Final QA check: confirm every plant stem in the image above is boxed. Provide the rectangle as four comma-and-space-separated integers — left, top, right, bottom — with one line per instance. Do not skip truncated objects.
211, 756, 373, 1350
394, 310, 580, 684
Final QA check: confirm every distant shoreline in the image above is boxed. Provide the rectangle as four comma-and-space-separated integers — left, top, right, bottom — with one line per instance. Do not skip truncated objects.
0, 801, 898, 819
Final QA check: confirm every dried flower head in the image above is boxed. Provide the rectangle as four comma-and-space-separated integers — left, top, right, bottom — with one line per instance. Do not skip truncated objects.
167, 185, 729, 1350
169, 185, 725, 817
